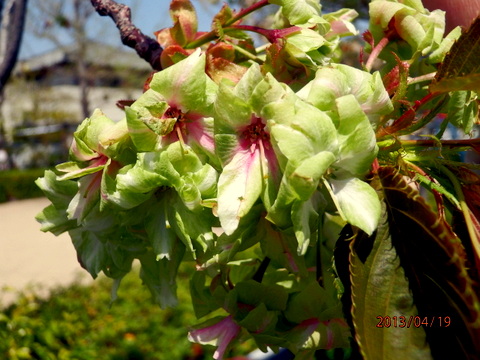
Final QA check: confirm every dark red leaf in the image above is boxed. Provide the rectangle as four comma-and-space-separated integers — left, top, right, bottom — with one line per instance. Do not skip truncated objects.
377, 166, 480, 359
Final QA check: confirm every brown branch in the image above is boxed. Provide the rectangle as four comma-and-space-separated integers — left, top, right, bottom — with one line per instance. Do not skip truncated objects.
90, 0, 162, 70
0, 0, 29, 91
401, 138, 480, 148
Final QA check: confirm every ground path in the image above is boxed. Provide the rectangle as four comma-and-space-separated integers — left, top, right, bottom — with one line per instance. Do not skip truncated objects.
0, 197, 90, 307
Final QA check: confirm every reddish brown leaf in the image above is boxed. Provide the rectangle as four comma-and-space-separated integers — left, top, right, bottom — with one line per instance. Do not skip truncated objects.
430, 17, 480, 92
377, 166, 480, 359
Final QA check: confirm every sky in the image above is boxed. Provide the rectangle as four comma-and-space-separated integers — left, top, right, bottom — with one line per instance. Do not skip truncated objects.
19, 0, 226, 60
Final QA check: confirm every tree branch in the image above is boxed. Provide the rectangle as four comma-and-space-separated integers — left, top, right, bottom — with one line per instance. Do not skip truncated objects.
0, 0, 29, 91
90, 0, 163, 70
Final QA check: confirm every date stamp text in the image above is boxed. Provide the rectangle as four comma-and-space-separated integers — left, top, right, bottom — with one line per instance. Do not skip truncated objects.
376, 315, 451, 328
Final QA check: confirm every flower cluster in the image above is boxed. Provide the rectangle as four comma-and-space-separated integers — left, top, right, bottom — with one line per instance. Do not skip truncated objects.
36, 0, 471, 358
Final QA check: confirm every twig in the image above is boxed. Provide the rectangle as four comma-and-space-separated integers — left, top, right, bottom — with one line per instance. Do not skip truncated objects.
252, 257, 270, 283
90, 0, 163, 70
401, 137, 480, 148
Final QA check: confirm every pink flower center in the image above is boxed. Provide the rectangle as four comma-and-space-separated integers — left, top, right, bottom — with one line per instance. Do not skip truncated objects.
164, 106, 184, 122
164, 106, 189, 142
241, 116, 270, 151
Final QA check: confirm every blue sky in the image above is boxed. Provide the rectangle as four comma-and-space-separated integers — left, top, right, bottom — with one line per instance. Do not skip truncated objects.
19, 0, 226, 59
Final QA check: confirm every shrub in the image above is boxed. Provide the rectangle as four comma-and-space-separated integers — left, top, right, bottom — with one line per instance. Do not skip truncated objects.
0, 265, 256, 360
0, 169, 47, 203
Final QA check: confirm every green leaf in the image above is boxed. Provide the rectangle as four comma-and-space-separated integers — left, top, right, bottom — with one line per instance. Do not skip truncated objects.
56, 160, 106, 181
138, 243, 185, 309
69, 221, 134, 280
190, 271, 221, 318
285, 29, 326, 53
291, 199, 320, 255
35, 204, 78, 235
234, 280, 288, 311
238, 303, 278, 333
430, 74, 480, 92
431, 18, 480, 92
145, 198, 178, 260
168, 197, 215, 260
260, 221, 307, 275
349, 205, 432, 360
284, 281, 329, 324
446, 91, 478, 134
211, 3, 234, 28
285, 317, 350, 353
169, 0, 198, 46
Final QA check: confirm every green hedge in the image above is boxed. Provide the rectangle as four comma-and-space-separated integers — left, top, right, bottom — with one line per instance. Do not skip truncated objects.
0, 265, 256, 360
0, 169, 47, 203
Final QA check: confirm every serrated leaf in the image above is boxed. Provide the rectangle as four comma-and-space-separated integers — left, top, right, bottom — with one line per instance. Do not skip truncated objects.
431, 17, 480, 92
349, 204, 432, 360
446, 91, 478, 133
377, 166, 480, 359
138, 243, 186, 309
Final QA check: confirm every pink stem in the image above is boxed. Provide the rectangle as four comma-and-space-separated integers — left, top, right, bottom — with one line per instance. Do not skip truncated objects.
365, 36, 390, 72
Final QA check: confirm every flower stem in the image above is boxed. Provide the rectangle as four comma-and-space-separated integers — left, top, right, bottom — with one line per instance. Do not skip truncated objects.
225, 0, 270, 27
224, 39, 264, 63
185, 0, 271, 49
376, 92, 438, 139
231, 24, 301, 43
407, 72, 437, 85
365, 36, 389, 72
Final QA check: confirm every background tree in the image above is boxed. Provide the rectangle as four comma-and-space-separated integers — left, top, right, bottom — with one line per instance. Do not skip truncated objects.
27, 0, 94, 119
0, 0, 29, 169
0, 0, 29, 91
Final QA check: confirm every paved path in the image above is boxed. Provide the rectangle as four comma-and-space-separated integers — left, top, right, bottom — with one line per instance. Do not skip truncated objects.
0, 198, 89, 307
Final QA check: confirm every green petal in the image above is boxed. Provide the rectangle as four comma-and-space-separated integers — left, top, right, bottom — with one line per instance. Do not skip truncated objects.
217, 149, 263, 235
329, 177, 380, 235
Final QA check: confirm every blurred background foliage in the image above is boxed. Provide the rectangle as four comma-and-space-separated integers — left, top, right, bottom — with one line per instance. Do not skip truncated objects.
0, 264, 257, 360
0, 168, 46, 203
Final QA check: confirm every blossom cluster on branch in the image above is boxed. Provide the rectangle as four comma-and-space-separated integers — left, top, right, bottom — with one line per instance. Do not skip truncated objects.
38, 0, 480, 358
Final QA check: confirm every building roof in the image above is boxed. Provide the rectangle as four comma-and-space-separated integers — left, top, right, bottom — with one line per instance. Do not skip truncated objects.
15, 41, 153, 74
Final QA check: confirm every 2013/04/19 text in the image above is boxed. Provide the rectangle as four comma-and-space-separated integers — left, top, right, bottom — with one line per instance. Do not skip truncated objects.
376, 316, 451, 328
